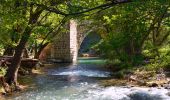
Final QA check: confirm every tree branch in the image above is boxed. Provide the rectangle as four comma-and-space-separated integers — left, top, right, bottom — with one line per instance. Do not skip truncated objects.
32, 3, 68, 16
37, 12, 51, 24
32, 0, 132, 16
66, 0, 132, 15
38, 16, 67, 48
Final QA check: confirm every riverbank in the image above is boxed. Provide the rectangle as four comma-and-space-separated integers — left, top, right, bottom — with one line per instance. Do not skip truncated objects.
1, 59, 170, 99
21, 63, 170, 89
101, 67, 170, 89
5, 60, 170, 100
0, 63, 51, 97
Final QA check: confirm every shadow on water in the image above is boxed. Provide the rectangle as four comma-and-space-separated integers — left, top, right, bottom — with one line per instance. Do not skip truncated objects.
127, 91, 165, 100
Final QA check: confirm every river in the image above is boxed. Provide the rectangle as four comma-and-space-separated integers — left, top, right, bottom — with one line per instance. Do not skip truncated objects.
6, 57, 170, 100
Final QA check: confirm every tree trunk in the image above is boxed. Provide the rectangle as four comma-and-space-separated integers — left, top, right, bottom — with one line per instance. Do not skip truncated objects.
5, 26, 32, 85
5, 6, 43, 86
124, 40, 143, 65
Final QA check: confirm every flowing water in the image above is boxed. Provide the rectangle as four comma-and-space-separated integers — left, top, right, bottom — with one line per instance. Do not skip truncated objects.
6, 58, 170, 100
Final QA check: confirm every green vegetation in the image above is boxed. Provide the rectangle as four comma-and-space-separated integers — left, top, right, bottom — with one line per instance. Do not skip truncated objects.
0, 0, 170, 95
0, 67, 7, 77
93, 0, 170, 72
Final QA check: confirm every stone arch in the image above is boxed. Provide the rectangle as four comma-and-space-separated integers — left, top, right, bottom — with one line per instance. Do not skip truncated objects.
49, 20, 99, 63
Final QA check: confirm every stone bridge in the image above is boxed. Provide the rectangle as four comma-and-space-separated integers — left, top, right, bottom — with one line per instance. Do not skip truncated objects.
48, 20, 93, 63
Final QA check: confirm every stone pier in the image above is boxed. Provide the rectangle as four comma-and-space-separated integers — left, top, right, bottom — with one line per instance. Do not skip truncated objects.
50, 20, 78, 63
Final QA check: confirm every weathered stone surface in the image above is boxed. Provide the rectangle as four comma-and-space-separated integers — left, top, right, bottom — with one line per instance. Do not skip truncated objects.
50, 20, 78, 63
49, 20, 97, 63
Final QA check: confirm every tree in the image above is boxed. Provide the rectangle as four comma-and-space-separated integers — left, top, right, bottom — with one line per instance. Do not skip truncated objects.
93, 0, 170, 66
0, 0, 132, 90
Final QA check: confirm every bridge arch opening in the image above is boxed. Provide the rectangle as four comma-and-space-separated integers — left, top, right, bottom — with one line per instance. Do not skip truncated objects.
45, 20, 102, 63
78, 32, 101, 57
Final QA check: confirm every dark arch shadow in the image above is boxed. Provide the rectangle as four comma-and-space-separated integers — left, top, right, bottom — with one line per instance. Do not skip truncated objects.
78, 32, 101, 57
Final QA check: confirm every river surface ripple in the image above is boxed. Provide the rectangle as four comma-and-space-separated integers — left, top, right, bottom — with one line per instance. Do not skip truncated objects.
7, 58, 170, 100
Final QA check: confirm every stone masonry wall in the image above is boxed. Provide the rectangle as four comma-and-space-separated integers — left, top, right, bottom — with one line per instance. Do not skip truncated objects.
50, 20, 77, 63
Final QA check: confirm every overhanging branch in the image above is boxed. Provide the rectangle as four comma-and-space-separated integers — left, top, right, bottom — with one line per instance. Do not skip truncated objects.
33, 0, 132, 16
66, 0, 133, 15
